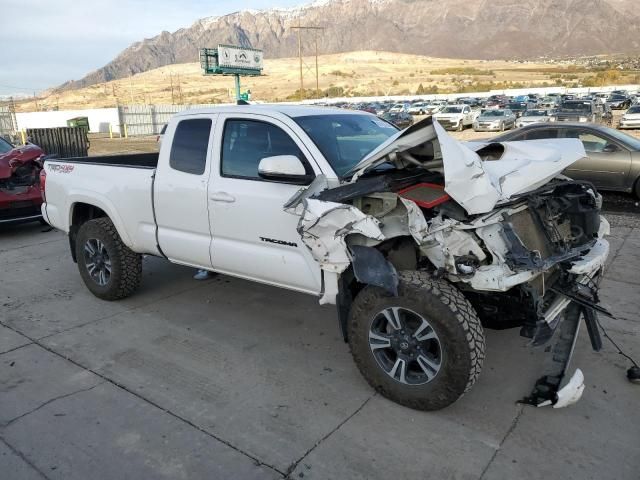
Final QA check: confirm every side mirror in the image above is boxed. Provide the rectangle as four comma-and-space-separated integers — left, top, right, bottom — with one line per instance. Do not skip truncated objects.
258, 155, 314, 185
602, 143, 619, 153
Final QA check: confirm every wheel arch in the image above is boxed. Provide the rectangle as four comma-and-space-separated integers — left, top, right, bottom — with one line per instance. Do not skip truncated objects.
68, 200, 131, 262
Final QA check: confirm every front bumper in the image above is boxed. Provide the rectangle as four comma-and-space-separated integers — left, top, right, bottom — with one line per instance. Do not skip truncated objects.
473, 123, 501, 132
619, 120, 640, 129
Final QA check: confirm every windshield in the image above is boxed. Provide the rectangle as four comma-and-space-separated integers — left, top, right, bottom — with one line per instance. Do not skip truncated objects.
609, 95, 626, 101
524, 110, 548, 117
560, 102, 591, 112
627, 106, 640, 114
602, 127, 640, 150
507, 103, 525, 109
441, 107, 462, 113
481, 110, 505, 117
0, 137, 13, 154
294, 114, 398, 177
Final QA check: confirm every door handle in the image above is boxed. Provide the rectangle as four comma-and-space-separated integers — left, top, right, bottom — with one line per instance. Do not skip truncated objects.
209, 192, 236, 203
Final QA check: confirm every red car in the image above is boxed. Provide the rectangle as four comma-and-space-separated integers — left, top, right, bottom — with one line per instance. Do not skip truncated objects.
0, 136, 45, 225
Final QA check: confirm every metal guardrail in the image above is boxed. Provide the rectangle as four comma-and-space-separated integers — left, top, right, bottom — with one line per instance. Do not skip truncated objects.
26, 127, 89, 158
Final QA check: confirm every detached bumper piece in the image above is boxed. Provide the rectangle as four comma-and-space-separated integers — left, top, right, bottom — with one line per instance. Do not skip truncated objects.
519, 303, 585, 408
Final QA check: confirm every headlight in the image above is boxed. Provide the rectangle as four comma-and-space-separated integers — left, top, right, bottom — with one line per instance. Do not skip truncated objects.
579, 117, 588, 122
549, 117, 556, 122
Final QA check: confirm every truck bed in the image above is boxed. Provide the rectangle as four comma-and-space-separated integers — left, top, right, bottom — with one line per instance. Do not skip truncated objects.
53, 152, 159, 169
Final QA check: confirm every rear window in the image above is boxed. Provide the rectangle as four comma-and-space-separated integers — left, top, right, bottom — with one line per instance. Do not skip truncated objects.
169, 119, 212, 175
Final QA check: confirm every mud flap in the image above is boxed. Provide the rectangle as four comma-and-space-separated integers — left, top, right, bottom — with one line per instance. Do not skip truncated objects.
519, 303, 585, 408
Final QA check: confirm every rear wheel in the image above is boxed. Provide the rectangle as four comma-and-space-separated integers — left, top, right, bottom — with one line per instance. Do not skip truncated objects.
348, 271, 485, 411
76, 217, 142, 300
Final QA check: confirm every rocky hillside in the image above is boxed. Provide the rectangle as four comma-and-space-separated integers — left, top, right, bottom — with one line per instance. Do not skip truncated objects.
58, 0, 640, 90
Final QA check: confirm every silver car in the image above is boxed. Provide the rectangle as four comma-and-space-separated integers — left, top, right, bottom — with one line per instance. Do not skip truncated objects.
515, 109, 555, 128
473, 109, 517, 132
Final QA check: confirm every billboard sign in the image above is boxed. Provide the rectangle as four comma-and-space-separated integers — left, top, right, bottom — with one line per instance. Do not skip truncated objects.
217, 45, 263, 72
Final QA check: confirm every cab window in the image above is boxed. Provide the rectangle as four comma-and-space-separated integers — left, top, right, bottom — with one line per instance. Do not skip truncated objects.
169, 119, 212, 175
221, 119, 311, 180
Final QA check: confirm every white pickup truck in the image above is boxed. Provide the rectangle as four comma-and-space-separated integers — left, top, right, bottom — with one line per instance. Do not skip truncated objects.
432, 104, 479, 131
42, 105, 611, 411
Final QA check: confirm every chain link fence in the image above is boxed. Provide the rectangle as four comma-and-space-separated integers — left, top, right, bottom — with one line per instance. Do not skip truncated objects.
0, 104, 18, 141
117, 103, 224, 137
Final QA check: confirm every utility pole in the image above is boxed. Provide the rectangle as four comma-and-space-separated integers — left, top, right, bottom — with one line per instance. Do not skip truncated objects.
291, 25, 324, 100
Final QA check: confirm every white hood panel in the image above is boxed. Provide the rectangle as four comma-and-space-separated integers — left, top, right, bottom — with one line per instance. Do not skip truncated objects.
350, 118, 587, 215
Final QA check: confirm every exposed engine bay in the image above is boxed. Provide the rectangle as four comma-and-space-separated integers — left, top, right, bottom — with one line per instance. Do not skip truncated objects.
285, 117, 611, 407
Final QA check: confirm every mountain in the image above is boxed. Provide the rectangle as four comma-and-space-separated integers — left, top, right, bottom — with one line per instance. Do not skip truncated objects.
58, 0, 640, 91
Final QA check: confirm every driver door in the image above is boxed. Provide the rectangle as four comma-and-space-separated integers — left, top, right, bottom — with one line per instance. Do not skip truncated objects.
207, 114, 323, 294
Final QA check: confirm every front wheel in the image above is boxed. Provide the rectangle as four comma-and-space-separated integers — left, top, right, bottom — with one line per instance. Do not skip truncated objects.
348, 271, 485, 411
76, 217, 142, 300
457, 122, 464, 132
500, 121, 505, 131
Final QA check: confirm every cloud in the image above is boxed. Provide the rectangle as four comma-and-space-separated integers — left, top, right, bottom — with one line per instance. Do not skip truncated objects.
0, 0, 301, 95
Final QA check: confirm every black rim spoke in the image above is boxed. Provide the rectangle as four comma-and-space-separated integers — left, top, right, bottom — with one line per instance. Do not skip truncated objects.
83, 238, 111, 286
368, 307, 442, 386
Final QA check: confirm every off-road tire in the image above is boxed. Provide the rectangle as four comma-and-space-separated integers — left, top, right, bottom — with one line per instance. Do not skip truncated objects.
76, 217, 142, 300
348, 271, 485, 411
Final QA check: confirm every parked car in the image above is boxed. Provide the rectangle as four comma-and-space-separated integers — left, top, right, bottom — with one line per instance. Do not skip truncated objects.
432, 104, 478, 131
381, 111, 414, 129
485, 95, 508, 109
492, 122, 640, 197
552, 100, 611, 125
0, 136, 45, 225
606, 93, 632, 110
619, 105, 640, 130
424, 101, 446, 114
540, 96, 560, 109
42, 106, 610, 411
473, 109, 517, 131
407, 102, 430, 115
506, 102, 529, 118
515, 109, 555, 128
388, 103, 409, 113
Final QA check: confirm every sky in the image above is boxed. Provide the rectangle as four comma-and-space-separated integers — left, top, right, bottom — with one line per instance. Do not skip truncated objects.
0, 0, 303, 96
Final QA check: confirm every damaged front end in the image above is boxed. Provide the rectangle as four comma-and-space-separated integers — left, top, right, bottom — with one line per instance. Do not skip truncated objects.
0, 143, 45, 224
287, 116, 611, 408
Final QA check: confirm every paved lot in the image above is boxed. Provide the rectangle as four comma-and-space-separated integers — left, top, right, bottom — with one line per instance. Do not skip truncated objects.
1, 219, 639, 480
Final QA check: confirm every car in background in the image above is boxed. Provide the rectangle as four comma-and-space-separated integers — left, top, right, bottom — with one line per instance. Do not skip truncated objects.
515, 109, 555, 128
485, 95, 508, 109
407, 102, 430, 115
552, 100, 611, 125
491, 123, 640, 197
619, 105, 640, 129
388, 103, 409, 113
380, 111, 414, 129
424, 101, 446, 114
433, 104, 478, 131
0, 136, 45, 225
507, 101, 529, 118
606, 93, 632, 110
473, 109, 517, 132
540, 96, 560, 109
593, 92, 609, 104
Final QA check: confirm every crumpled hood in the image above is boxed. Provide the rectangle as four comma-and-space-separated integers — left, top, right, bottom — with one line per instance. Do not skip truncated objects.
0, 144, 44, 179
348, 117, 586, 215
